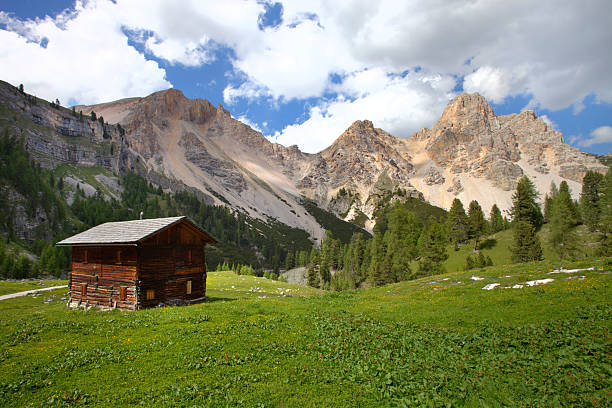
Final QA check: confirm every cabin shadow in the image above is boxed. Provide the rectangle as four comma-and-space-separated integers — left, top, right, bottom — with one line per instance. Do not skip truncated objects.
478, 238, 497, 250
205, 296, 237, 303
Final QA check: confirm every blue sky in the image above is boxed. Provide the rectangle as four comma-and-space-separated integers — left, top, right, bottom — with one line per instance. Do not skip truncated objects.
1, 0, 611, 155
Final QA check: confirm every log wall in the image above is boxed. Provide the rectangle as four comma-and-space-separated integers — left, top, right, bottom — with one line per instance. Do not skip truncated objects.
69, 246, 138, 310
67, 220, 210, 310
137, 221, 207, 308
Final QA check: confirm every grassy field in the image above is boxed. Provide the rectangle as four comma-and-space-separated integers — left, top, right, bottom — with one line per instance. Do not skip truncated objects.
0, 260, 610, 407
0, 280, 66, 296
439, 226, 603, 273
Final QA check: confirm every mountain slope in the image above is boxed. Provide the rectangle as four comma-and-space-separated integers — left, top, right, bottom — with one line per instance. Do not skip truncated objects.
3, 78, 606, 238
76, 89, 325, 241
402, 93, 607, 214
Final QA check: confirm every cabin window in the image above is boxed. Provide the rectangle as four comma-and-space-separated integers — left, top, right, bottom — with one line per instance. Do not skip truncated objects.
186, 280, 192, 295
116, 250, 121, 264
120, 287, 127, 301
81, 283, 87, 297
146, 289, 155, 300
83, 249, 88, 263
188, 249, 192, 264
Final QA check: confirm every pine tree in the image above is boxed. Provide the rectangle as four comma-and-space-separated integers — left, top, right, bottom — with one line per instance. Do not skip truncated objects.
284, 251, 294, 270
368, 231, 386, 286
599, 167, 612, 255
307, 249, 319, 288
510, 176, 543, 229
510, 221, 543, 262
446, 198, 468, 246
558, 181, 579, 225
549, 192, 578, 261
544, 182, 558, 223
378, 202, 420, 283
510, 176, 545, 263
467, 200, 486, 250
489, 204, 504, 233
418, 218, 448, 276
581, 170, 604, 232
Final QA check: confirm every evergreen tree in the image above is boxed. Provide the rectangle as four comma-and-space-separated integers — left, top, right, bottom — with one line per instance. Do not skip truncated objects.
18, 84, 24, 93
368, 231, 386, 286
307, 248, 320, 288
510, 176, 543, 229
510, 176, 544, 263
544, 182, 558, 223
558, 181, 579, 225
548, 190, 578, 260
581, 170, 604, 232
489, 204, 504, 233
379, 202, 420, 283
90, 111, 97, 121
599, 167, 612, 255
343, 232, 366, 286
510, 221, 543, 263
467, 200, 486, 250
446, 198, 468, 246
418, 218, 448, 276
284, 251, 294, 270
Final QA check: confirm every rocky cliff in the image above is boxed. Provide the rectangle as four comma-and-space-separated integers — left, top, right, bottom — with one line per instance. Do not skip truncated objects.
2, 78, 606, 236
403, 93, 607, 214
77, 88, 607, 230
76, 88, 326, 241
0, 80, 126, 171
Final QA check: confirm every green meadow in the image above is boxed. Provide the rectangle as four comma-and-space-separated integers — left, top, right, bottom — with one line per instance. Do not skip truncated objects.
1, 260, 610, 407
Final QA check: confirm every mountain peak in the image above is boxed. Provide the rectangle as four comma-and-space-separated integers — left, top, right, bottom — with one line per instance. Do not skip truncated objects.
438, 93, 496, 127
348, 119, 375, 130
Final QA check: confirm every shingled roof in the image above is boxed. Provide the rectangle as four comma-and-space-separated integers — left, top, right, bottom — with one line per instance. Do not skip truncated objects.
56, 216, 216, 246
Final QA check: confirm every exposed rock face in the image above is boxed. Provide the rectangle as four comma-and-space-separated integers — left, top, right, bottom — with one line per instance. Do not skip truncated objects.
77, 88, 325, 241
78, 89, 607, 227
180, 132, 248, 193
3, 78, 606, 236
298, 120, 418, 200
424, 167, 445, 185
0, 81, 124, 171
404, 93, 607, 213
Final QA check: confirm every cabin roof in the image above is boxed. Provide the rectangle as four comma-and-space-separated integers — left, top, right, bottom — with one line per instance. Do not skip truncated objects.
56, 216, 216, 246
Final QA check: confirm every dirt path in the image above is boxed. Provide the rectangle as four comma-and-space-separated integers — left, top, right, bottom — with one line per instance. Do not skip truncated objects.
0, 285, 67, 301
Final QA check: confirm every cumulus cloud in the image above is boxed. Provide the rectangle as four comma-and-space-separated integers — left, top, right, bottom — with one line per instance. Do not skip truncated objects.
539, 115, 559, 131
270, 68, 455, 153
463, 66, 529, 104
1, 0, 611, 151
578, 126, 612, 148
0, 1, 172, 105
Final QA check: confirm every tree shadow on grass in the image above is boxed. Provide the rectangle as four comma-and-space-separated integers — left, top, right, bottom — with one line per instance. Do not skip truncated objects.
478, 238, 497, 250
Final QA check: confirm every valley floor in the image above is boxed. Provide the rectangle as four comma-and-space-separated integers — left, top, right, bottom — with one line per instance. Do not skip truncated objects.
0, 259, 610, 407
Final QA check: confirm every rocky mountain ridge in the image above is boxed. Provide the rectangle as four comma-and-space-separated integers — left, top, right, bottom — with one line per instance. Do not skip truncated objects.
77, 88, 607, 231
1, 79, 607, 239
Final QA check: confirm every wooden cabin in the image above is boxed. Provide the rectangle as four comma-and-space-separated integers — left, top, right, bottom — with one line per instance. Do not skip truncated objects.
56, 216, 216, 310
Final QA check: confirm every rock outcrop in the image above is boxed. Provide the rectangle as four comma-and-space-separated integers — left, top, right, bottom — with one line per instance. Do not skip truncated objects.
2, 78, 606, 235
404, 93, 607, 213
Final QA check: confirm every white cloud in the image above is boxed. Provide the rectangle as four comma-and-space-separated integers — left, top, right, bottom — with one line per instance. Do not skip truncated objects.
236, 115, 263, 133
578, 126, 612, 148
539, 115, 559, 131
269, 69, 455, 153
463, 66, 529, 104
0, 0, 171, 105
1, 0, 611, 152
